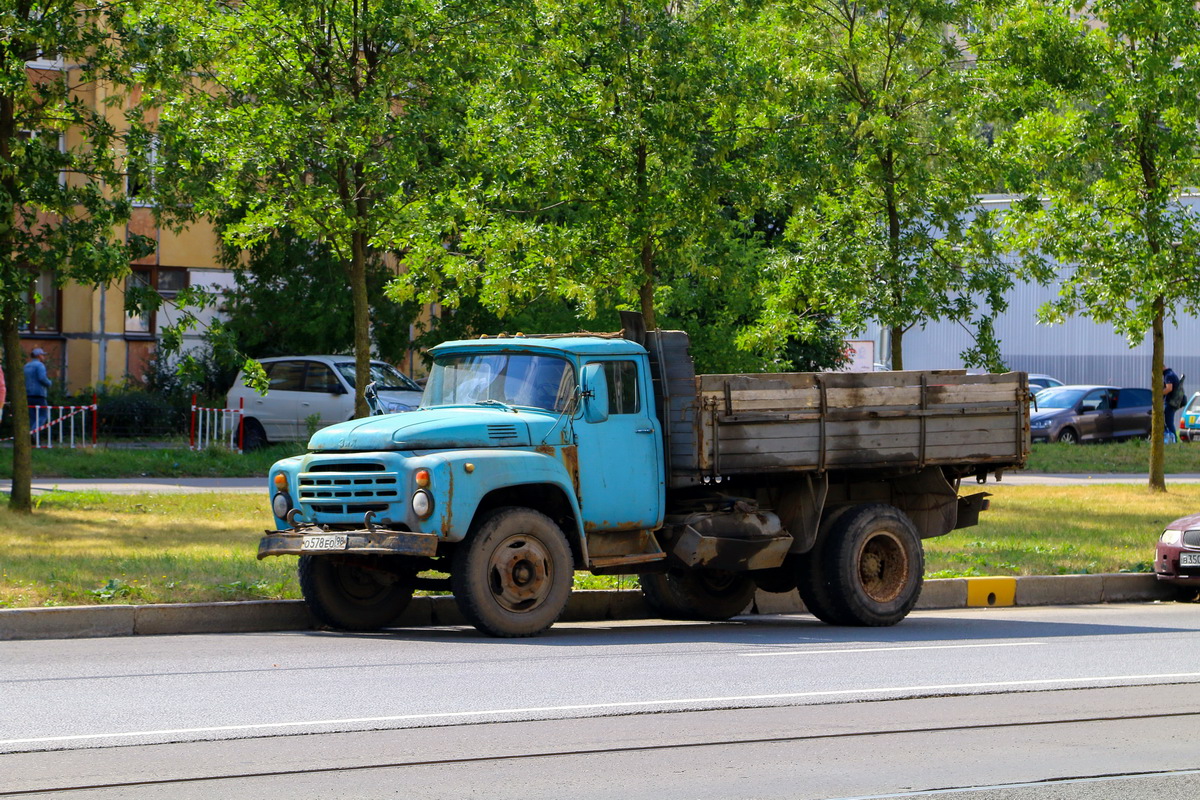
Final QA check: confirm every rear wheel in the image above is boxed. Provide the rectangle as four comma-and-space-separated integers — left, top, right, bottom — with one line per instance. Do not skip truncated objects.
299, 555, 415, 631
451, 507, 574, 638
640, 569, 756, 621
816, 504, 924, 627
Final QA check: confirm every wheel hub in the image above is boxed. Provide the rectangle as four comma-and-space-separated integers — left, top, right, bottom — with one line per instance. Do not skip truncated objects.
858, 531, 908, 603
488, 535, 553, 612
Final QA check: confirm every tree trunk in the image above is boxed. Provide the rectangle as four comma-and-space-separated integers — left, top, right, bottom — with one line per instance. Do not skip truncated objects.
349, 231, 371, 420
3, 310, 33, 512
1149, 297, 1166, 492
890, 324, 904, 371
635, 140, 655, 330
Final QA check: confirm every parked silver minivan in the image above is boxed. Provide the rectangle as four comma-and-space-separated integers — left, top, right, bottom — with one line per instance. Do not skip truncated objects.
226, 356, 423, 448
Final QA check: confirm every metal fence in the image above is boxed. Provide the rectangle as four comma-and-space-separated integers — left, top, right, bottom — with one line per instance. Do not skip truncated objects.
190, 395, 243, 453
0, 399, 99, 449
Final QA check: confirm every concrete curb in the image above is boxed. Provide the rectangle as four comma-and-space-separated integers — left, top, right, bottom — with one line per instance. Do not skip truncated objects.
0, 574, 1185, 642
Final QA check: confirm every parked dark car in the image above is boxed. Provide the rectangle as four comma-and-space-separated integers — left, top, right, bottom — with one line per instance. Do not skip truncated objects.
1155, 513, 1200, 596
1030, 385, 1153, 443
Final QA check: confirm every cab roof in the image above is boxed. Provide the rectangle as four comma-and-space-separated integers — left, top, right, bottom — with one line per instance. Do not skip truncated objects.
430, 335, 647, 358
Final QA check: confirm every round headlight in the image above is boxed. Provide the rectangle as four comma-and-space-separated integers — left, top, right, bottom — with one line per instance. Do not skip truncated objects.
272, 492, 293, 520
411, 490, 433, 519
1161, 530, 1182, 546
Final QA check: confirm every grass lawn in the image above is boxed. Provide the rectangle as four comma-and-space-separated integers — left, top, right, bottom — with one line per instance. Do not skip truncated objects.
1, 484, 1192, 609
0, 443, 305, 479
2, 440, 1200, 480
1022, 439, 1200, 473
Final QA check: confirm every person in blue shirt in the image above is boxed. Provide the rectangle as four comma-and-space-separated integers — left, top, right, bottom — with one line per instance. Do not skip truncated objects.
24, 347, 51, 431
1164, 366, 1181, 443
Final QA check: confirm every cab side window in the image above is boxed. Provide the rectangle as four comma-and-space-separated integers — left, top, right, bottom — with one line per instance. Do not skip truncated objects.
603, 361, 640, 415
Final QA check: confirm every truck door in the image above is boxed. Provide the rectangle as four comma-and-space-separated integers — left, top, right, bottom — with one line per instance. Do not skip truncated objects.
573, 358, 664, 531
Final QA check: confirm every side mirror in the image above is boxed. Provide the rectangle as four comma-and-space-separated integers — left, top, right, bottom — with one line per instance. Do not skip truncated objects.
331, 384, 348, 395
580, 363, 609, 423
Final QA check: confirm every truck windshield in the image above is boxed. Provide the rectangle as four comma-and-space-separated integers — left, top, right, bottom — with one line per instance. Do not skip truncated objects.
424, 353, 576, 412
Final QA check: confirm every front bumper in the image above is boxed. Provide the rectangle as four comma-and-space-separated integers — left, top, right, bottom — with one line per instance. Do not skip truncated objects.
1154, 543, 1200, 583
258, 528, 439, 559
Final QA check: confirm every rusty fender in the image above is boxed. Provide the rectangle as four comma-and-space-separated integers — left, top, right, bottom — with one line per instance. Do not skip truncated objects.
258, 529, 439, 559
428, 448, 586, 546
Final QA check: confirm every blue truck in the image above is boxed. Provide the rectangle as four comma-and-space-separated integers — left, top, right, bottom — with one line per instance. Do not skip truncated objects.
258, 321, 1029, 637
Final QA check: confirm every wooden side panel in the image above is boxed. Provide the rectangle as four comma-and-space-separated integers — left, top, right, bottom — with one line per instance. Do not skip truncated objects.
690, 370, 1028, 477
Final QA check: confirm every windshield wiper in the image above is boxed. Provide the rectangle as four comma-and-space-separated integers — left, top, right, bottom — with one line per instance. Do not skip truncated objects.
474, 399, 517, 413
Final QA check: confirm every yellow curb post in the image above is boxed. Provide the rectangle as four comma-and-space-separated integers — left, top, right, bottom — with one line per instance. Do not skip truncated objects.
965, 577, 1017, 607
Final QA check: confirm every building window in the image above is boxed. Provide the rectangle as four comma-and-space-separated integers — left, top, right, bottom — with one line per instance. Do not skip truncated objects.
127, 134, 158, 205
19, 269, 60, 333
125, 266, 189, 335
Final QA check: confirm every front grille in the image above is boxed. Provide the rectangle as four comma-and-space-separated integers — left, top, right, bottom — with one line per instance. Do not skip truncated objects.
1184, 530, 1200, 547
310, 503, 390, 515
299, 470, 400, 507
488, 424, 519, 440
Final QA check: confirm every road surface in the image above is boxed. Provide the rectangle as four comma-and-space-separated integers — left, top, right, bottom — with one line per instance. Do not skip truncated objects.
4, 603, 1199, 798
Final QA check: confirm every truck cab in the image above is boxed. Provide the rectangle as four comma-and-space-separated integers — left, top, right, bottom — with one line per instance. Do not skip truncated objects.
259, 335, 668, 637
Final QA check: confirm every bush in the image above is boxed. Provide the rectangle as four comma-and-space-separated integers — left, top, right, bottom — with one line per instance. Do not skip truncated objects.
95, 390, 184, 438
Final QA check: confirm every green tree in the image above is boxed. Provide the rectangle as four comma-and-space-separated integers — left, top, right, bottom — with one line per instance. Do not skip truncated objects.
143, 0, 498, 417
988, 0, 1200, 491
758, 0, 1010, 370
985, 0, 1200, 491
395, 0, 768, 337
1, 1, 152, 511
216, 224, 417, 364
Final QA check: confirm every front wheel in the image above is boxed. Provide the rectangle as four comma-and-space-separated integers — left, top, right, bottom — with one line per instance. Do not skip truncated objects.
1056, 427, 1079, 444
640, 569, 756, 621
816, 503, 924, 627
451, 507, 574, 638
298, 555, 415, 631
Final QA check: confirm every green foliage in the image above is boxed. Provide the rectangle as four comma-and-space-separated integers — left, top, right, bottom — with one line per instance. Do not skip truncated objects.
2, 0, 156, 508
398, 2, 771, 332
749, 0, 1010, 370
216, 225, 418, 363
983, 0, 1200, 485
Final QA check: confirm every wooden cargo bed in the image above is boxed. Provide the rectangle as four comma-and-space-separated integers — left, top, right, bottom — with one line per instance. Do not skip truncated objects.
645, 332, 1030, 486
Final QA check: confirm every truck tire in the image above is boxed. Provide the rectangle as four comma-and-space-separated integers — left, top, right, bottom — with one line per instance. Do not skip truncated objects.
640, 569, 756, 621
298, 555, 415, 631
818, 503, 924, 627
451, 507, 574, 638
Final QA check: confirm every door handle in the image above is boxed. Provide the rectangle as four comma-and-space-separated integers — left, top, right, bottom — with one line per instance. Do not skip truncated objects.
636, 428, 654, 434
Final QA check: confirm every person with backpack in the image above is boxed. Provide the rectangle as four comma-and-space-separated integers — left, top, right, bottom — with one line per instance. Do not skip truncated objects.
1164, 366, 1185, 443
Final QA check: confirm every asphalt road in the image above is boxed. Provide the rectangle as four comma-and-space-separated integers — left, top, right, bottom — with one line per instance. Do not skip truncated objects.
4, 603, 1199, 798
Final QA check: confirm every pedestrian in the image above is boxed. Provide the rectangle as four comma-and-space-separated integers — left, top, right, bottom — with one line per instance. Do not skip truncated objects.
24, 347, 51, 432
1163, 365, 1182, 443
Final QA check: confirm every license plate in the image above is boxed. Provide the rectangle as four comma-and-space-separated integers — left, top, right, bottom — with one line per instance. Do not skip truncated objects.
1181, 553, 1200, 567
1187, 416, 1197, 425
301, 534, 348, 551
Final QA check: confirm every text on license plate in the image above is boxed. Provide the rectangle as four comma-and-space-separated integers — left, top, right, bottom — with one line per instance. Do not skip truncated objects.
302, 534, 348, 551
1181, 553, 1200, 567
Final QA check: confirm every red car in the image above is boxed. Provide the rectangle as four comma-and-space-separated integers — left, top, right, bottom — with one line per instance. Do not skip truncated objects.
1156, 513, 1200, 595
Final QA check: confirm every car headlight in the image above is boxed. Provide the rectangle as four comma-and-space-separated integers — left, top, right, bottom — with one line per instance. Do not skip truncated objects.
1161, 530, 1182, 546
1031, 419, 1052, 429
272, 491, 293, 520
412, 490, 434, 519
